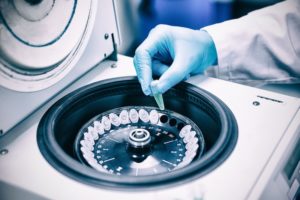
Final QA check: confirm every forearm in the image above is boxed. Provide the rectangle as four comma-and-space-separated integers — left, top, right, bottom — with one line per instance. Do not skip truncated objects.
203, 0, 300, 85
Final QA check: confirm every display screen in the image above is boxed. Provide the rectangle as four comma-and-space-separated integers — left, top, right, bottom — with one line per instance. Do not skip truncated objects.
284, 137, 300, 181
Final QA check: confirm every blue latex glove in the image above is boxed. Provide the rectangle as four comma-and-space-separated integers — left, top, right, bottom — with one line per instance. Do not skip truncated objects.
133, 25, 218, 95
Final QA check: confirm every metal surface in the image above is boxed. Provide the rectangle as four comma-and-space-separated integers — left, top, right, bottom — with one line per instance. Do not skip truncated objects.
128, 128, 151, 147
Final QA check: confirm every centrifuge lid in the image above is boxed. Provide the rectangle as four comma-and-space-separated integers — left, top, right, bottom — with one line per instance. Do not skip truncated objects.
0, 0, 96, 91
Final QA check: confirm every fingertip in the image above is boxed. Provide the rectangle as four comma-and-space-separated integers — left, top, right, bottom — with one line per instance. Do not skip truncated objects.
140, 79, 151, 96
142, 86, 152, 96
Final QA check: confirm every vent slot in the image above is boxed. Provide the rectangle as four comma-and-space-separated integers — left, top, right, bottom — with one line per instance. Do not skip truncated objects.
257, 95, 283, 104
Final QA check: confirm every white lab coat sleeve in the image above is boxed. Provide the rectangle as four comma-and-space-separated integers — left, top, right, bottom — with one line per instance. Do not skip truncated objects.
202, 0, 300, 86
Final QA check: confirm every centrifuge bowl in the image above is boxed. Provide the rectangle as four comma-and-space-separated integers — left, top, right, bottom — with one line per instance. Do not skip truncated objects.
37, 76, 238, 189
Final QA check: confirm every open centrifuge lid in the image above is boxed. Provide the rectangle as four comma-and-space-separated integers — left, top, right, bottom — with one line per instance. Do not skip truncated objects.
0, 0, 97, 92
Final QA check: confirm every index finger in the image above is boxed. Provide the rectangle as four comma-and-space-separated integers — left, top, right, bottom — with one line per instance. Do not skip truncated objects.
133, 29, 165, 95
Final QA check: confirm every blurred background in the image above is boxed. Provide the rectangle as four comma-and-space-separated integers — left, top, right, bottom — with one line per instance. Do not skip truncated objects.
115, 0, 283, 56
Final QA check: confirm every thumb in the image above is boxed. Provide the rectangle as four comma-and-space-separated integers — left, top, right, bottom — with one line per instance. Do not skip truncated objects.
153, 57, 189, 94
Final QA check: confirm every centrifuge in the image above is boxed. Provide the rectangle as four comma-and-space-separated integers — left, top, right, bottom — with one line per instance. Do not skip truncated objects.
0, 1, 299, 200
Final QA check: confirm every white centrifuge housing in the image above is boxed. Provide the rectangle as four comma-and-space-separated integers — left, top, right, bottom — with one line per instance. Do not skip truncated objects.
0, 1, 299, 200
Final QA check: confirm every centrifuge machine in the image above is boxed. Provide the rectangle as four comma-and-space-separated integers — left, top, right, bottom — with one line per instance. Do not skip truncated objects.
0, 0, 299, 200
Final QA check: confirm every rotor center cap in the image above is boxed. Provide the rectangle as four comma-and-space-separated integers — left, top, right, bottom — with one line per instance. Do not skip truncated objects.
129, 128, 151, 148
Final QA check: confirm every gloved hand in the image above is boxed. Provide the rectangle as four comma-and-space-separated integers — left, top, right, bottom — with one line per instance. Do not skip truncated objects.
133, 25, 218, 96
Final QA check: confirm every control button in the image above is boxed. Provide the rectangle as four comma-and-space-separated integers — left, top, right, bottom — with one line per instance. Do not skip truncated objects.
253, 101, 260, 106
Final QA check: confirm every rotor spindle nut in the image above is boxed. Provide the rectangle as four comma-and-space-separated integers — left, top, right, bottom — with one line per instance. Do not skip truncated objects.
128, 128, 151, 148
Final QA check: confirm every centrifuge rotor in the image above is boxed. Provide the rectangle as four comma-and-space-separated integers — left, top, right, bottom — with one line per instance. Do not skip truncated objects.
75, 106, 205, 176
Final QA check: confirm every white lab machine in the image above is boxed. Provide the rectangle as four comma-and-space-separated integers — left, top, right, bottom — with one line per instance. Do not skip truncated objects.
0, 1, 299, 200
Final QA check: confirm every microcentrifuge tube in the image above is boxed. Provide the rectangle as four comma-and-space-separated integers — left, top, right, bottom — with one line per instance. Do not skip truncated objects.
153, 93, 165, 110
150, 80, 165, 110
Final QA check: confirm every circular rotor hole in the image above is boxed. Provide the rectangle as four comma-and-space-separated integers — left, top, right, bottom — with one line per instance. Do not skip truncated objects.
159, 115, 168, 123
